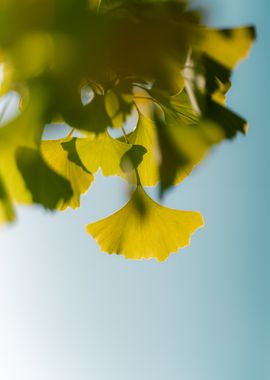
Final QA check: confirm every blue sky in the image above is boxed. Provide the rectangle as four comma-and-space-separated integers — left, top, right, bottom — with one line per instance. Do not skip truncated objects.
0, 1, 269, 379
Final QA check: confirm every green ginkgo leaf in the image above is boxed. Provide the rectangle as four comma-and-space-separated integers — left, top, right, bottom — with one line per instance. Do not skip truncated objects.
86, 186, 204, 262
16, 147, 73, 210
41, 138, 94, 210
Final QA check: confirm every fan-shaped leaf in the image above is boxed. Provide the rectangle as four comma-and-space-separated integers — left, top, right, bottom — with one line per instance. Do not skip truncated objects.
86, 186, 204, 261
41, 138, 94, 210
73, 131, 131, 176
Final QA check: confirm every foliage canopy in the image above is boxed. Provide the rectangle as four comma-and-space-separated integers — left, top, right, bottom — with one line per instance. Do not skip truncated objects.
0, 0, 255, 261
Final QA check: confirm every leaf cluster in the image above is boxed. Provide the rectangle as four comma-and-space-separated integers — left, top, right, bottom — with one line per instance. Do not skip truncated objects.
0, 0, 255, 260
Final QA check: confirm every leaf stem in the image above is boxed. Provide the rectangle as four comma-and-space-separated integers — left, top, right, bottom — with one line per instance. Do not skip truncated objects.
121, 126, 128, 143
66, 128, 75, 138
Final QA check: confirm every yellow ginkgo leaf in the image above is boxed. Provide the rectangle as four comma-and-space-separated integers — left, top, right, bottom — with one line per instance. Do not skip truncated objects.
0, 86, 46, 204
75, 131, 132, 177
41, 138, 94, 210
128, 113, 160, 186
199, 26, 256, 69
0, 148, 32, 204
129, 100, 220, 189
86, 186, 204, 261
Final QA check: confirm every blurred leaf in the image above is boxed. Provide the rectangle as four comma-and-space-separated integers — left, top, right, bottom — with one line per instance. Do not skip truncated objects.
199, 26, 256, 70
16, 147, 73, 210
0, 175, 16, 226
152, 89, 246, 194
0, 84, 47, 203
62, 94, 111, 134
86, 186, 204, 261
205, 98, 248, 138
105, 81, 134, 128
197, 54, 232, 106
154, 110, 192, 195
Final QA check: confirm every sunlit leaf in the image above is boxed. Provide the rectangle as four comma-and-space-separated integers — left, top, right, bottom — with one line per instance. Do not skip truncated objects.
72, 131, 132, 177
0, 0, 255, 259
86, 186, 204, 261
41, 137, 94, 210
128, 113, 160, 186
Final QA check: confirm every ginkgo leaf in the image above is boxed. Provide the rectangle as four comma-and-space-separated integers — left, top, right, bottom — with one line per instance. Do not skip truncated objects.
86, 186, 204, 261
198, 54, 232, 105
16, 147, 73, 210
153, 111, 193, 195
199, 26, 256, 69
64, 132, 147, 182
128, 113, 160, 186
205, 99, 248, 138
129, 92, 225, 191
152, 89, 246, 194
0, 85, 45, 147
0, 0, 255, 258
41, 138, 94, 210
71, 131, 132, 177
0, 175, 16, 226
0, 84, 47, 203
158, 114, 226, 194
0, 149, 32, 204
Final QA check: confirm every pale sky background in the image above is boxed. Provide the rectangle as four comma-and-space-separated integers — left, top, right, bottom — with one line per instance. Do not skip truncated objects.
0, 1, 269, 379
